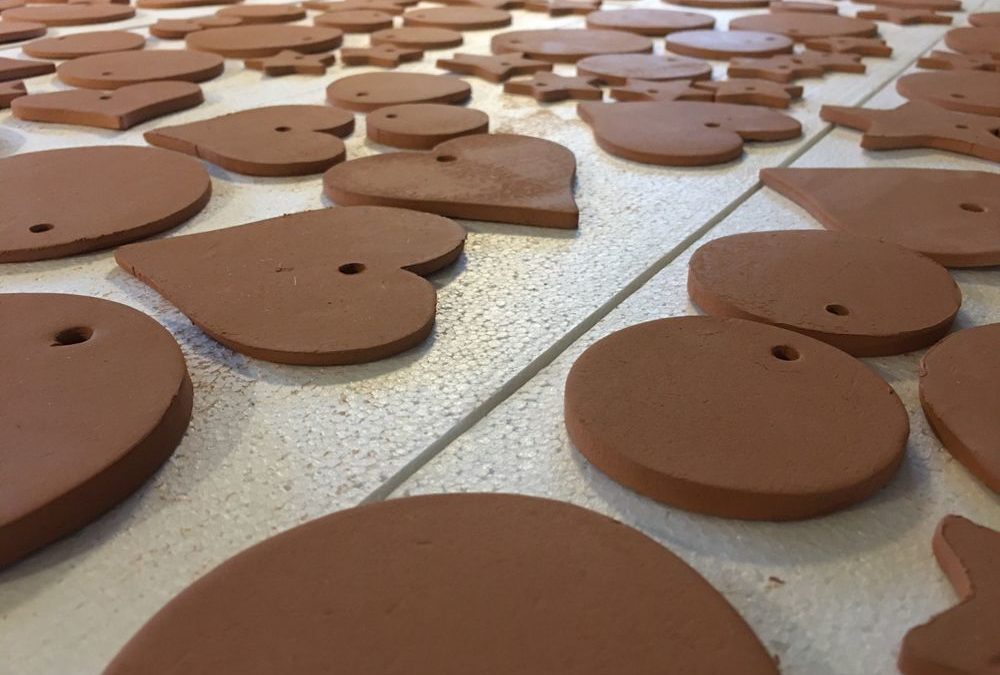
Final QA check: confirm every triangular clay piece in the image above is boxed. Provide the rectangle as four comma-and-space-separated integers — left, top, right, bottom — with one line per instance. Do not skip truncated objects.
0, 56, 54, 82
323, 134, 578, 228
760, 167, 1000, 267
898, 516, 1000, 674
0, 80, 27, 109
578, 100, 801, 165
115, 207, 466, 365
145, 105, 354, 177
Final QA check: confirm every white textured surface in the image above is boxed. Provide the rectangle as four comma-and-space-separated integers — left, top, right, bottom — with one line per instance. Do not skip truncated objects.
0, 0, 995, 672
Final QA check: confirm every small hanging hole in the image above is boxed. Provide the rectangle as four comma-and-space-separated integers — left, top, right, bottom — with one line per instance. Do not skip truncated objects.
99, 94, 112, 100
436, 154, 456, 162
771, 345, 800, 361
960, 202, 984, 213
704, 121, 720, 128
825, 304, 849, 316
29, 223, 53, 233
52, 326, 93, 347
385, 113, 397, 118
275, 126, 291, 132
338, 262, 366, 274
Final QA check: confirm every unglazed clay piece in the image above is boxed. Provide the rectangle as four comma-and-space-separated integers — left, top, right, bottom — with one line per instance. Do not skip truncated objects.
692, 77, 802, 107
104, 493, 779, 675
688, 231, 960, 355
564, 316, 909, 520
820, 100, 1000, 163
491, 29, 653, 63
216, 3, 306, 23
666, 0, 768, 8
0, 80, 26, 108
896, 70, 1000, 116
576, 53, 711, 84
0, 56, 54, 82
0, 146, 210, 262
0, 0, 24, 10
504, 71, 603, 101
366, 103, 488, 149
0, 20, 46, 44
57, 50, 224, 89
436, 51, 551, 82
145, 105, 354, 176
115, 207, 466, 365
326, 72, 470, 111
138, 0, 241, 8
854, 0, 959, 10
523, 0, 601, 16
665, 29, 795, 59
23, 30, 144, 59
969, 11, 1000, 27
610, 78, 713, 101
760, 167, 1000, 267
769, 1, 838, 13
11, 81, 203, 130
585, 8, 714, 35
918, 328, 1000, 492
729, 12, 878, 39
898, 516, 1000, 674
945, 27, 1000, 58
187, 25, 343, 58
307, 0, 405, 13
2, 4, 134, 26
402, 6, 511, 29
0, 293, 192, 568
917, 50, 998, 71
804, 36, 892, 56
149, 16, 243, 40
371, 26, 463, 49
323, 134, 578, 228
578, 100, 801, 165
729, 51, 864, 81
314, 9, 394, 32
857, 6, 951, 24
244, 50, 337, 75
341, 44, 423, 66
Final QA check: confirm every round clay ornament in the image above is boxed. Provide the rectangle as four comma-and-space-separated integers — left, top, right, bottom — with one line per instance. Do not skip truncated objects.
402, 6, 511, 29
216, 4, 307, 23
23, 30, 145, 59
896, 70, 1000, 117
585, 8, 715, 35
944, 27, 1000, 58
314, 9, 394, 31
366, 103, 488, 149
687, 231, 961, 356
2, 4, 135, 26
105, 493, 779, 674
665, 30, 794, 58
0, 146, 211, 262
969, 11, 1000, 27
57, 50, 224, 89
491, 29, 653, 63
187, 25, 344, 58
729, 13, 879, 39
564, 316, 909, 520
576, 53, 711, 84
667, 0, 768, 7
0, 293, 192, 568
0, 20, 47, 44
370, 26, 463, 49
327, 72, 470, 111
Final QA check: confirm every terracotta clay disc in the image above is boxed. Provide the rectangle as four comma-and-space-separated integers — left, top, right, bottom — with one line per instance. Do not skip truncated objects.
918, 326, 1000, 492
314, 9, 394, 31
187, 25, 343, 58
944, 27, 1000, 58
969, 11, 1000, 27
323, 133, 579, 228
688, 231, 960, 356
610, 79, 714, 102
667, 0, 768, 7
665, 30, 794, 59
491, 29, 653, 63
370, 26, 463, 49
0, 20, 47, 44
149, 16, 243, 40
854, 0, 959, 9
0, 56, 53, 82
307, 0, 405, 13
730, 13, 878, 39
585, 8, 715, 35
770, 0, 839, 13
576, 53, 711, 84
565, 316, 909, 520
366, 103, 488, 149
340, 44, 423, 66
0, 146, 211, 262
57, 50, 224, 90
326, 72, 470, 111
401, 6, 512, 29
115, 206, 466, 365
23, 30, 145, 59
216, 4, 307, 23
2, 4, 135, 26
105, 493, 779, 675
896, 70, 1000, 117
145, 105, 354, 176
0, 293, 192, 568
138, 0, 241, 7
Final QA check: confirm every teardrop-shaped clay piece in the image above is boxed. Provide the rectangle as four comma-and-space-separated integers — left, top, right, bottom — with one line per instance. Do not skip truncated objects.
57, 50, 224, 90
491, 28, 653, 63
366, 103, 488, 148
23, 30, 145, 59
186, 25, 343, 58
326, 71, 470, 111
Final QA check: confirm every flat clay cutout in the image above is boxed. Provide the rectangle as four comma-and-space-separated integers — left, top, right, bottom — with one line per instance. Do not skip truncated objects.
917, 50, 998, 71
145, 105, 354, 177
58, 50, 224, 90
370, 27, 463, 49
0, 293, 192, 568
857, 6, 951, 23
104, 494, 779, 675
491, 29, 653, 63
150, 16, 243, 40
138, 0, 241, 7
898, 516, 1000, 673
341, 44, 423, 66
0, 0, 24, 9
402, 6, 511, 29
323, 134, 578, 229
216, 4, 306, 23
666, 0, 768, 8
945, 27, 1000, 58
0, 56, 54, 82
245, 50, 337, 75
693, 77, 802, 107
505, 72, 603, 101
11, 81, 203, 130
688, 231, 960, 356
729, 13, 878, 39
564, 316, 909, 520
23, 30, 145, 59
585, 9, 715, 35
969, 11, 1000, 27
854, 0, 959, 9
610, 79, 713, 101
578, 100, 801, 165
0, 80, 26, 108
665, 30, 795, 59
306, 0, 405, 13
576, 53, 711, 84
314, 10, 394, 31
115, 207, 465, 365
820, 100, 1000, 163
0, 20, 47, 44
523, 0, 601, 16
366, 103, 488, 149
187, 25, 343, 58
326, 72, 470, 111
760, 167, 1000, 267
2, 4, 134, 26
769, 1, 838, 13
804, 36, 892, 56
0, 146, 210, 262
729, 51, 864, 81
896, 70, 1000, 116
436, 51, 551, 82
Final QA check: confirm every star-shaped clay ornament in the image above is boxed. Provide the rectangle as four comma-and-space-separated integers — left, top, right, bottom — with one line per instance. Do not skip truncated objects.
610, 79, 713, 102
0, 80, 27, 109
729, 51, 864, 81
693, 78, 803, 108
436, 52, 551, 82
340, 44, 424, 67
917, 49, 999, 71
244, 50, 337, 76
804, 36, 892, 56
504, 71, 603, 102
857, 6, 951, 24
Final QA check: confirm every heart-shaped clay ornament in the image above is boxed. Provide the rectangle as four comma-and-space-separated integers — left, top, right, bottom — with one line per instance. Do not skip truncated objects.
326, 72, 471, 111
0, 293, 192, 568
578, 100, 802, 165
115, 206, 466, 365
186, 25, 343, 58
323, 133, 578, 229
57, 50, 225, 90
146, 105, 355, 176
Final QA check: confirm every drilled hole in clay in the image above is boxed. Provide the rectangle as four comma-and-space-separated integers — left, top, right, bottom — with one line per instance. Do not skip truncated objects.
386, 113, 398, 118
52, 326, 93, 347
101, 71, 113, 75
960, 202, 985, 213
536, 82, 548, 86
705, 122, 720, 128
648, 88, 659, 93
436, 154, 457, 162
29, 223, 53, 233
338, 262, 366, 274
951, 93, 965, 99
745, 86, 756, 91
825, 304, 849, 316
955, 124, 969, 129
275, 126, 292, 132
771, 345, 800, 361
356, 91, 369, 97
294, 55, 303, 60
99, 94, 112, 100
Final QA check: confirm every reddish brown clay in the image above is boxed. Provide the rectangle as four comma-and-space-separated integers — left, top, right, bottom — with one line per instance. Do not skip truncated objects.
665, 29, 795, 59
898, 516, 1000, 674
564, 316, 909, 520
0, 56, 53, 82
0, 293, 192, 568
23, 30, 145, 59
57, 50, 224, 89
504, 71, 603, 101
667, 0, 768, 8
805, 36, 892, 55
366, 103, 488, 149
0, 20, 47, 44
216, 3, 306, 23
0, 80, 26, 108
138, 0, 241, 8
370, 26, 464, 49
729, 51, 864, 80
436, 52, 551, 82
104, 493, 779, 675
116, 207, 465, 365
327, 72, 470, 111
341, 44, 423, 66
692, 77, 802, 107
323, 134, 578, 229
306, 0, 405, 13
313, 9, 394, 31
576, 53, 711, 84
523, 0, 601, 16
491, 29, 653, 63
897, 70, 1000, 116
854, 0, 959, 10
186, 25, 343, 58
969, 11, 1000, 27
857, 6, 951, 23
917, 50, 998, 71
769, 1, 838, 13
945, 26, 1000, 58
402, 6, 511, 29
2, 4, 134, 26
730, 12, 879, 38
150, 16, 243, 39
244, 50, 337, 75
585, 8, 715, 35
610, 79, 713, 101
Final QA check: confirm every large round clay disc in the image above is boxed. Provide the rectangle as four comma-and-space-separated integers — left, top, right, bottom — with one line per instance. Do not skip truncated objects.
491, 29, 654, 63
0, 146, 211, 262
665, 30, 794, 58
2, 4, 134, 26
897, 71, 1000, 117
187, 25, 343, 58
969, 11, 1000, 27
730, 13, 877, 39
585, 8, 715, 35
920, 324, 1000, 493
367, 103, 488, 149
104, 493, 779, 674
944, 27, 1000, 58
0, 20, 47, 44
576, 53, 711, 84
57, 50, 224, 89
23, 30, 145, 59
313, 9, 394, 31
687, 230, 961, 356
402, 6, 511, 29
138, 0, 241, 7
0, 293, 192, 568
327, 72, 470, 111
216, 4, 308, 23
667, 0, 768, 7
564, 316, 909, 520
370, 26, 464, 48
